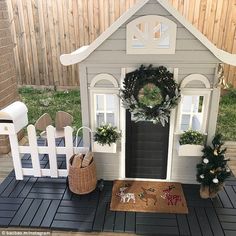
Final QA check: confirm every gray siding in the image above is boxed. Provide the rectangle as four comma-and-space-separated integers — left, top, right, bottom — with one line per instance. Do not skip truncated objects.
94, 153, 120, 180
84, 3, 219, 68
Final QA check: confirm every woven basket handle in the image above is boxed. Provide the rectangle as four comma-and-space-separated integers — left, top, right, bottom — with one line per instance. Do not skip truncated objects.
75, 126, 92, 151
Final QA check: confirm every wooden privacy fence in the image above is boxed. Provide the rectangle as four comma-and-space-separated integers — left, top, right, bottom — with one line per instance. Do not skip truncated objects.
6, 0, 236, 88
0, 123, 88, 180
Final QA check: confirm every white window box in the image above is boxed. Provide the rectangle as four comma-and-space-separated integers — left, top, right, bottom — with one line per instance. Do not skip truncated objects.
93, 141, 117, 153
178, 144, 204, 157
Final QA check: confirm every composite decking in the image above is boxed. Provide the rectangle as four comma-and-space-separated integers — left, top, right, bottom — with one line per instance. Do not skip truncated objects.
0, 138, 236, 235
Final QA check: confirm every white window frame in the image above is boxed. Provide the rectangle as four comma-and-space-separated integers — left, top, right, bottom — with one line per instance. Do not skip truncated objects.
126, 15, 177, 54
176, 74, 211, 133
89, 74, 119, 131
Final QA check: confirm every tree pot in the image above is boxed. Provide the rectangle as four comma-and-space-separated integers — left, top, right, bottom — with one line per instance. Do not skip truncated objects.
200, 184, 224, 199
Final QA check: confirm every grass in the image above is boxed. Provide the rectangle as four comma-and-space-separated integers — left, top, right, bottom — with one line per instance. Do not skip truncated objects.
19, 87, 236, 141
216, 88, 236, 141
19, 87, 82, 131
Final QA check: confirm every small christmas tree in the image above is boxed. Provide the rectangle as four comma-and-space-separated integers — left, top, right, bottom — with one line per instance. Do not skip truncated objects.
196, 134, 231, 198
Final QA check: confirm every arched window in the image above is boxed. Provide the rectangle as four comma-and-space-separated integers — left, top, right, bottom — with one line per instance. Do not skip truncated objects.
126, 15, 177, 54
177, 74, 211, 133
89, 74, 119, 129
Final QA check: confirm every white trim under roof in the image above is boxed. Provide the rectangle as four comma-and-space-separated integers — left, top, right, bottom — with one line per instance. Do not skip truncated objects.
60, 0, 236, 66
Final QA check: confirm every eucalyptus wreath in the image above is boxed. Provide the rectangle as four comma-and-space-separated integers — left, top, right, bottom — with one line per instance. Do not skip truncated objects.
120, 65, 180, 126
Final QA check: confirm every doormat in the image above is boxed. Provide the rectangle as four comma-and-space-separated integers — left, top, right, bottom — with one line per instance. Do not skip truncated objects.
110, 180, 188, 214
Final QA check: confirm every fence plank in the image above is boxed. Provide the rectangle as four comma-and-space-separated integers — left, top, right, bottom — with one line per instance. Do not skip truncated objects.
64, 126, 74, 171
37, 0, 49, 86
27, 125, 41, 177
7, 124, 23, 180
6, 0, 22, 85
57, 0, 66, 86
7, 0, 236, 88
93, 0, 99, 38
52, 0, 62, 88
88, 0, 94, 42
27, 0, 40, 85
68, 0, 76, 86
16, 0, 31, 85
42, 0, 54, 85
46, 125, 58, 178
98, 0, 104, 34
47, 0, 59, 87
23, 0, 34, 84
212, 0, 223, 46
62, 0, 72, 86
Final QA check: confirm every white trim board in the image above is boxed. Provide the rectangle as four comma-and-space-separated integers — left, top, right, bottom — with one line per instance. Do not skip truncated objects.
119, 177, 198, 185
60, 0, 236, 66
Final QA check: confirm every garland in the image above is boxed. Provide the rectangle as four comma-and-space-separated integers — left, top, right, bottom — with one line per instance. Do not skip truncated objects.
121, 65, 180, 126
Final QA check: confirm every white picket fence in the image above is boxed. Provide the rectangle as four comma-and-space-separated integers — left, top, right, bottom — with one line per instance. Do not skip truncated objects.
0, 123, 89, 180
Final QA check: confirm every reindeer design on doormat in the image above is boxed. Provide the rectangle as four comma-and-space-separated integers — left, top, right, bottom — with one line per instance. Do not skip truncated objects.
116, 186, 136, 203
161, 185, 182, 206
138, 187, 157, 206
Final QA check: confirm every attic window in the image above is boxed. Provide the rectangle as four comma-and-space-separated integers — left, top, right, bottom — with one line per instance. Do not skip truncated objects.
127, 15, 177, 54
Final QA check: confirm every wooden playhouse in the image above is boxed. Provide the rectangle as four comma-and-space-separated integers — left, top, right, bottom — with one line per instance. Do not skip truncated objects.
60, 0, 236, 184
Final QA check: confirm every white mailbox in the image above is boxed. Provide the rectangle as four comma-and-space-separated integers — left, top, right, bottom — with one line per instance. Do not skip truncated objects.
0, 101, 28, 133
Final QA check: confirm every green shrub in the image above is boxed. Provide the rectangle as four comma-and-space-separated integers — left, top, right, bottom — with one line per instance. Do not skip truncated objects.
217, 87, 236, 140
19, 87, 82, 130
179, 130, 204, 145
220, 88, 236, 105
94, 124, 121, 146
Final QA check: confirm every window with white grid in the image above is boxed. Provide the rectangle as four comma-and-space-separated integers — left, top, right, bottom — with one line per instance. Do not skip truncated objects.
180, 95, 205, 131
95, 94, 117, 127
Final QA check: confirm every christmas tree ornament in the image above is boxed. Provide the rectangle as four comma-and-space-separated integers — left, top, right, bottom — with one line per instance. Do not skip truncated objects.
200, 174, 204, 179
214, 149, 218, 156
203, 158, 209, 164
210, 170, 215, 174
213, 178, 219, 184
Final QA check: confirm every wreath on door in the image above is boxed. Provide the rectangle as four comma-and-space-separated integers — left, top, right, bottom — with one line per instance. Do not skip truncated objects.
120, 65, 180, 126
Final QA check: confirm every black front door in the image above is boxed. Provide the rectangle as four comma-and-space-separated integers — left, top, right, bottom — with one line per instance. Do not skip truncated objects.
125, 111, 169, 179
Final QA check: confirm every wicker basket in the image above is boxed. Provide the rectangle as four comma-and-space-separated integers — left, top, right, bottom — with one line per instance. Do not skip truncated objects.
68, 153, 97, 195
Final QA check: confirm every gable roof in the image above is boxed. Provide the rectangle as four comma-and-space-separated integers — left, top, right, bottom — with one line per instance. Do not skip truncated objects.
60, 0, 236, 66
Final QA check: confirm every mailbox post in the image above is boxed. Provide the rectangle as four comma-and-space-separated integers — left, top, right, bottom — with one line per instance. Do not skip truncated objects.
0, 101, 28, 180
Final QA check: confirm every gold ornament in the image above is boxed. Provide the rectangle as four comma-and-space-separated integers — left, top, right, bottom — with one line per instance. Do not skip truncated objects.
217, 63, 229, 89
214, 149, 218, 156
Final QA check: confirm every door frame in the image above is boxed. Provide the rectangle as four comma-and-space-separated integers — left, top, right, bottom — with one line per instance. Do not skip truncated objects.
119, 67, 178, 181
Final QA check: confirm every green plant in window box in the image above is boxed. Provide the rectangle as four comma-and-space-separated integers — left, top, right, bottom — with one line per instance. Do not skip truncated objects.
94, 124, 121, 146
179, 130, 205, 145
178, 130, 205, 157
